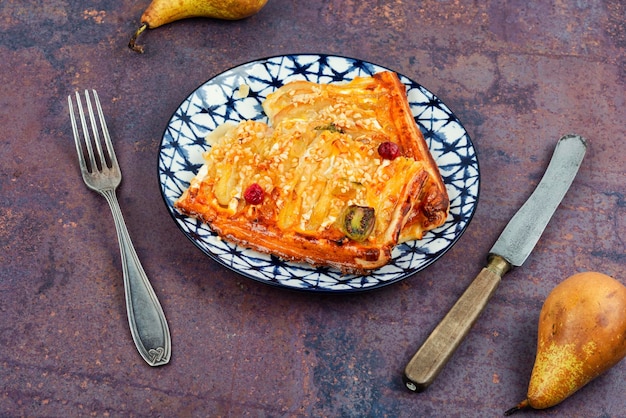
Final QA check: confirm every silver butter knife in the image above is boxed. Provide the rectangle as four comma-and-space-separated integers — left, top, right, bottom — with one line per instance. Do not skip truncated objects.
403, 134, 587, 392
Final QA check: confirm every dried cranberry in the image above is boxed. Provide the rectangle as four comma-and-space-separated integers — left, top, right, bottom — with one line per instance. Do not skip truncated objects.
378, 141, 400, 160
243, 183, 264, 205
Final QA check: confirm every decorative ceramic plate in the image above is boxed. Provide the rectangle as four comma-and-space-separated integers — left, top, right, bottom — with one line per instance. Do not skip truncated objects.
158, 54, 479, 292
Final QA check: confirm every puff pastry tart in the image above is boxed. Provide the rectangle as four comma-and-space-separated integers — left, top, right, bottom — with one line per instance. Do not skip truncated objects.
175, 71, 449, 274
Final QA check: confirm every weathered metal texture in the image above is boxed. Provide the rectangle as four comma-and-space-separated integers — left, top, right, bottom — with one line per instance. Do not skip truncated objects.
1, 0, 624, 416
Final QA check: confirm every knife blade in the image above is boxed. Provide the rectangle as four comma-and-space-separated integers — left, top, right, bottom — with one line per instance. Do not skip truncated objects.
403, 134, 587, 392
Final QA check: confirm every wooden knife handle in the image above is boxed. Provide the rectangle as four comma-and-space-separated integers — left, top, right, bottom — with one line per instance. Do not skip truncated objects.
403, 255, 510, 392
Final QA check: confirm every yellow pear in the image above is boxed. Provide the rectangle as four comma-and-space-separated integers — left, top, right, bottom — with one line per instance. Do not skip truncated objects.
129, 0, 269, 53
505, 272, 626, 415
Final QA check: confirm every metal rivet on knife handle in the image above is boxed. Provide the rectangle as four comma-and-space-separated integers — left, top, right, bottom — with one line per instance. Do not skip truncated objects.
403, 134, 587, 392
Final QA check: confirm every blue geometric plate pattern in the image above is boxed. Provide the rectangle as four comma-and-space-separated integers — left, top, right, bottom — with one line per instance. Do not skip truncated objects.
158, 54, 479, 293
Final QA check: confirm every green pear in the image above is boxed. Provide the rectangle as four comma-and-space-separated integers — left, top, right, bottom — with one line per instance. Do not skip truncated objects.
129, 0, 269, 53
505, 272, 626, 415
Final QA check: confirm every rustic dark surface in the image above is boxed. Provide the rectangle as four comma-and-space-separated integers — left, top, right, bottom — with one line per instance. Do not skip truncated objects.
1, 1, 624, 417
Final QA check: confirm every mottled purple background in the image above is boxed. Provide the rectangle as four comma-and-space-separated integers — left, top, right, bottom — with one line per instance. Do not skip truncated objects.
1, 1, 624, 416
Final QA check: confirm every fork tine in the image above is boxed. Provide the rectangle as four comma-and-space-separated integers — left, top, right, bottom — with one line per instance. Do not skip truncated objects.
85, 89, 109, 171
68, 94, 88, 173
75, 91, 98, 172
92, 90, 119, 169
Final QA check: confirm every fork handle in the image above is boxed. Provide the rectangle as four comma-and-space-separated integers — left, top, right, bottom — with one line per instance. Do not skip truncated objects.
101, 188, 171, 366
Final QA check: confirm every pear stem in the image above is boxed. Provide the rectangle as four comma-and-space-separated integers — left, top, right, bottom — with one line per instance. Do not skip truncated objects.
128, 23, 148, 53
504, 399, 529, 416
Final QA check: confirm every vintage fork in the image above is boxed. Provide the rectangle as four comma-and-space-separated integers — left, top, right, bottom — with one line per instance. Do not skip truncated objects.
68, 89, 171, 366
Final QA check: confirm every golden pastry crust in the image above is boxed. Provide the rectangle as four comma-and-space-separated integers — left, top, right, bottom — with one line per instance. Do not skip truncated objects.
175, 71, 449, 273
